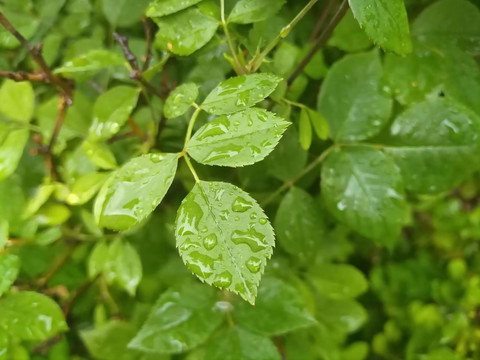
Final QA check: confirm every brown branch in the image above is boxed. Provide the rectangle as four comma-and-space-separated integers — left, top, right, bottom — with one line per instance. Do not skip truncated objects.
113, 32, 163, 98
0, 70, 48, 82
309, 0, 337, 42
142, 17, 153, 71
287, 0, 349, 86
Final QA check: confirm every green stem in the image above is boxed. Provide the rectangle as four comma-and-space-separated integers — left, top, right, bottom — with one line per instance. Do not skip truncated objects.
184, 107, 202, 147
184, 154, 200, 183
261, 145, 335, 207
282, 98, 307, 109
248, 0, 319, 72
220, 0, 244, 74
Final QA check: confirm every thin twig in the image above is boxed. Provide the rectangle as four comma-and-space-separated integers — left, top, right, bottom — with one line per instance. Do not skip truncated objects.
0, 70, 48, 82
142, 17, 153, 71
63, 274, 100, 318
37, 244, 77, 288
309, 0, 337, 42
287, 0, 348, 86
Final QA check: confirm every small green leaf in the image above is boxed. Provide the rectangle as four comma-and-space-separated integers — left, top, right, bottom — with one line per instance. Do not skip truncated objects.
102, 0, 150, 27
317, 298, 367, 335
228, 0, 285, 24
298, 108, 312, 150
234, 278, 316, 336
106, 239, 143, 296
329, 10, 372, 52
305, 108, 329, 140
0, 219, 7, 248
308, 264, 368, 300
202, 74, 281, 115
54, 50, 127, 78
83, 140, 118, 170
321, 146, 407, 242
89, 86, 140, 141
153, 7, 218, 56
0, 291, 67, 341
66, 173, 109, 205
128, 283, 223, 354
0, 254, 19, 297
0, 10, 39, 49
146, 0, 202, 17
186, 108, 289, 167
318, 51, 392, 142
164, 83, 199, 119
0, 328, 7, 360
0, 80, 34, 122
275, 187, 326, 263
349, 0, 412, 55
95, 153, 178, 231
205, 327, 281, 360
176, 181, 275, 304
81, 320, 139, 360
385, 98, 480, 194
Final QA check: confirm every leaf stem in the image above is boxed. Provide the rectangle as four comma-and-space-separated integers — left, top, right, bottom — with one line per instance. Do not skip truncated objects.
248, 0, 319, 72
184, 107, 202, 147
220, 0, 245, 75
261, 145, 336, 207
184, 154, 200, 183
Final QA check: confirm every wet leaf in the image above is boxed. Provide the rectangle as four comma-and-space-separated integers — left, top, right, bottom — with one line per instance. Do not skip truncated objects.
275, 187, 326, 263
317, 51, 392, 142
321, 146, 407, 242
385, 98, 480, 194
175, 181, 275, 304
164, 83, 199, 119
228, 0, 285, 24
202, 74, 281, 115
153, 8, 218, 56
95, 153, 178, 231
234, 278, 316, 336
349, 0, 412, 55
205, 327, 280, 360
82, 140, 117, 170
0, 291, 67, 341
54, 50, 127, 78
128, 283, 223, 354
89, 86, 140, 141
186, 108, 289, 167
0, 254, 19, 297
146, 0, 202, 17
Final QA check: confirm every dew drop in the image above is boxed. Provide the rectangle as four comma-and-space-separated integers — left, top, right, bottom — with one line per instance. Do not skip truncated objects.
246, 256, 262, 273
259, 217, 267, 225
203, 233, 218, 250
232, 196, 253, 213
213, 271, 232, 288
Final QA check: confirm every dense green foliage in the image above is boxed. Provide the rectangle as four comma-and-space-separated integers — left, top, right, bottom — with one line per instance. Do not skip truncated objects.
1, 0, 480, 359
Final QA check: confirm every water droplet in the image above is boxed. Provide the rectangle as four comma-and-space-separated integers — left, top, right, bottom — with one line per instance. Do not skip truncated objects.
231, 228, 267, 252
203, 234, 218, 250
180, 238, 200, 251
250, 212, 257, 220
232, 196, 253, 213
246, 256, 262, 273
259, 217, 267, 225
213, 271, 232, 288
234, 216, 240, 221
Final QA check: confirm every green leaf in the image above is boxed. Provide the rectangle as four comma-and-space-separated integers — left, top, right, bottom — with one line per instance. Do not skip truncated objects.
176, 181, 275, 304
412, 0, 480, 55
0, 219, 7, 248
146, 0, 202, 17
205, 327, 281, 360
298, 108, 312, 150
0, 328, 7, 360
321, 146, 407, 242
66, 172, 109, 205
0, 10, 39, 49
317, 51, 392, 142
0, 291, 67, 341
54, 50, 127, 78
102, 0, 150, 27
317, 298, 367, 335
306, 108, 329, 140
234, 278, 316, 336
385, 98, 480, 194
0, 254, 19, 297
81, 320, 139, 360
348, 0, 412, 55
308, 264, 368, 300
153, 7, 218, 56
95, 153, 178, 231
186, 108, 289, 167
128, 283, 223, 354
275, 187, 326, 263
89, 86, 140, 141
83, 140, 118, 170
202, 74, 281, 115
328, 10, 372, 52
164, 83, 199, 119
0, 80, 34, 180
228, 0, 285, 24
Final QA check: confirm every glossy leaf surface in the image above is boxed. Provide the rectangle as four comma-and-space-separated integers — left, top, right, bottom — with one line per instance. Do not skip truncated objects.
0, 291, 67, 341
202, 74, 281, 115
321, 146, 407, 242
153, 8, 218, 56
228, 0, 285, 24
164, 83, 198, 119
187, 108, 289, 167
128, 283, 223, 354
146, 0, 202, 17
176, 181, 274, 304
349, 0, 412, 55
0, 254, 19, 297
95, 153, 178, 231
318, 51, 392, 142
385, 98, 480, 194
